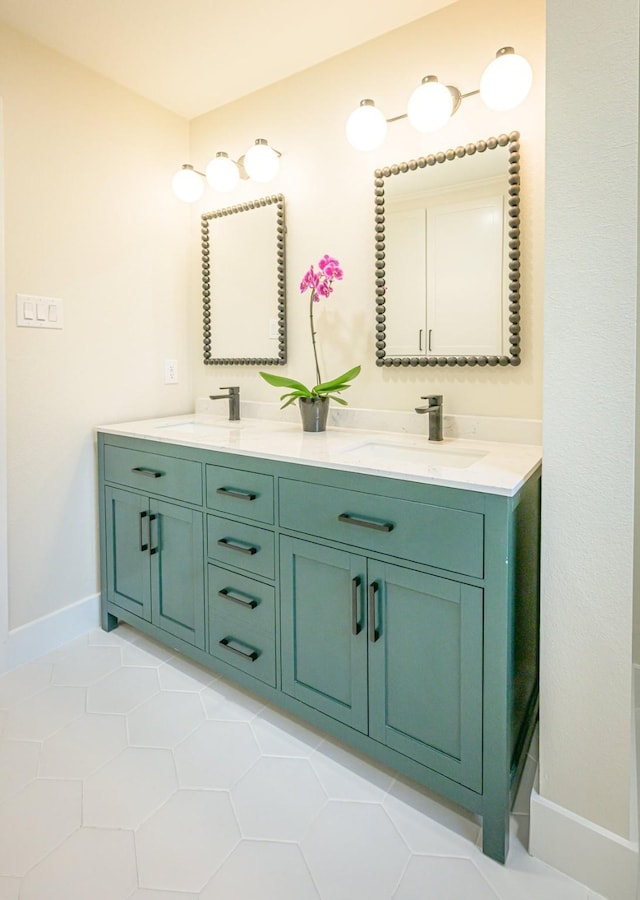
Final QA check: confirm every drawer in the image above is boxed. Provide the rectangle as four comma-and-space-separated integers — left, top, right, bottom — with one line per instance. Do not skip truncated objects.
206, 464, 274, 524
208, 565, 275, 635
103, 444, 202, 505
207, 515, 275, 580
209, 612, 276, 687
279, 479, 483, 578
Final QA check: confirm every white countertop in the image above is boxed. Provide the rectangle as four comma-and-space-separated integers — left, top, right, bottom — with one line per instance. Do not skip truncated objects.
97, 412, 542, 497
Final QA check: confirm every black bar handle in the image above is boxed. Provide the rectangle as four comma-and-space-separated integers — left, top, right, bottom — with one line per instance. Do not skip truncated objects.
132, 467, 163, 479
217, 538, 257, 556
368, 582, 379, 643
338, 513, 394, 533
149, 513, 158, 555
139, 511, 149, 552
218, 588, 258, 610
216, 487, 257, 502
351, 576, 361, 636
219, 638, 259, 662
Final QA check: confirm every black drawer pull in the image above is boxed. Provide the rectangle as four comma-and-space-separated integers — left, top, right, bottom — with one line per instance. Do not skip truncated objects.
217, 538, 257, 556
149, 513, 158, 556
216, 487, 257, 502
351, 576, 361, 636
338, 513, 394, 533
368, 582, 379, 643
132, 467, 164, 479
139, 511, 149, 552
218, 588, 258, 610
219, 638, 259, 662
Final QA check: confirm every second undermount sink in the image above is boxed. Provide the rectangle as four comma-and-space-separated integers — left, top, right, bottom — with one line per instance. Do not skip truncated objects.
340, 439, 488, 469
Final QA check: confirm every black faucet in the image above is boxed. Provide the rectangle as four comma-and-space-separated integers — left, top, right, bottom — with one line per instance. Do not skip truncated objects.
209, 386, 240, 421
415, 395, 443, 441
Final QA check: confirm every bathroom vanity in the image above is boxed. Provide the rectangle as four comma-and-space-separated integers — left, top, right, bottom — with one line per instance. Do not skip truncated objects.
97, 413, 541, 863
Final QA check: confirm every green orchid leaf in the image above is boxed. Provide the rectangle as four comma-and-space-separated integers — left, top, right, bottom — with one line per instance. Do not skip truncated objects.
325, 394, 349, 405
314, 365, 361, 394
259, 371, 312, 396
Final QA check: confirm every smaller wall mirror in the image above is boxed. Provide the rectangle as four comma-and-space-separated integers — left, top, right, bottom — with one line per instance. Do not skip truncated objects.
202, 194, 286, 365
374, 132, 521, 367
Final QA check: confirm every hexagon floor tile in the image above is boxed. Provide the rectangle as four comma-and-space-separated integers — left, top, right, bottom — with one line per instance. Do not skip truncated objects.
0, 740, 40, 802
0, 661, 53, 708
2, 685, 86, 741
135, 789, 240, 892
201, 840, 320, 899
126, 690, 204, 748
393, 856, 500, 899
87, 666, 160, 715
173, 720, 260, 789
38, 713, 127, 779
0, 779, 81, 876
301, 801, 411, 900
232, 756, 327, 841
20, 827, 137, 900
0, 631, 598, 900
83, 746, 177, 829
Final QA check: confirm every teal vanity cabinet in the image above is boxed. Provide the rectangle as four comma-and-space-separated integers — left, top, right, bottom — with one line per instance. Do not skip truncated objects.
101, 442, 205, 648
97, 428, 540, 865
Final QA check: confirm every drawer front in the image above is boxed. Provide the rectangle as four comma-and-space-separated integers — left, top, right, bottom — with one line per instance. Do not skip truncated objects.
208, 565, 275, 635
206, 464, 274, 524
209, 612, 276, 687
279, 478, 483, 578
104, 444, 202, 505
207, 515, 275, 580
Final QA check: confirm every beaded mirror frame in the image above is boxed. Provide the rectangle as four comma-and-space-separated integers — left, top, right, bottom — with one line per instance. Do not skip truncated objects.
374, 131, 521, 368
202, 193, 287, 366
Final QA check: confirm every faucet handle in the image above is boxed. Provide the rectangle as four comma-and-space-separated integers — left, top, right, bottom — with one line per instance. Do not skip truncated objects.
219, 385, 239, 393
419, 394, 442, 405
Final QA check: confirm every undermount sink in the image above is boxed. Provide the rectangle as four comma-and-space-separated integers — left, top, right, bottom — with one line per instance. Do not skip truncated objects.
154, 420, 240, 435
340, 439, 488, 469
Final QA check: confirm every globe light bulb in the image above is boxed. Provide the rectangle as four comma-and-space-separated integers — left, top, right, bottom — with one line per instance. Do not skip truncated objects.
346, 99, 388, 151
205, 152, 240, 192
480, 47, 533, 112
243, 140, 280, 183
171, 165, 204, 202
407, 76, 454, 133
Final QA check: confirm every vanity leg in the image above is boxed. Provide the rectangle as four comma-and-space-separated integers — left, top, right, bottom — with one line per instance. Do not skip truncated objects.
101, 609, 118, 632
482, 803, 509, 863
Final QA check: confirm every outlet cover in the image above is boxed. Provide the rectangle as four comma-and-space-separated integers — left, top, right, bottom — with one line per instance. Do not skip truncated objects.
164, 359, 179, 384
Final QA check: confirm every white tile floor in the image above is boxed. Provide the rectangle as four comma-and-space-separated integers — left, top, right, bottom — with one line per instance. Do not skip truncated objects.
0, 625, 606, 900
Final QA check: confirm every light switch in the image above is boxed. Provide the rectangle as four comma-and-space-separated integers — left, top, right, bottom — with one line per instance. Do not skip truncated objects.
16, 294, 63, 329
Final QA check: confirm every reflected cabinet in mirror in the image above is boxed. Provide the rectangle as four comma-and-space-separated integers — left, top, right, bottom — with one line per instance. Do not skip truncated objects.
202, 194, 286, 365
375, 131, 521, 367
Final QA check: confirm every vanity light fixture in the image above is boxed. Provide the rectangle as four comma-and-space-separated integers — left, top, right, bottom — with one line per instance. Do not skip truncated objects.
346, 46, 532, 150
172, 139, 282, 201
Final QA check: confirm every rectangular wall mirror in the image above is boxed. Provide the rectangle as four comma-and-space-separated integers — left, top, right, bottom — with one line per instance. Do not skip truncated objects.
202, 194, 287, 366
374, 132, 520, 368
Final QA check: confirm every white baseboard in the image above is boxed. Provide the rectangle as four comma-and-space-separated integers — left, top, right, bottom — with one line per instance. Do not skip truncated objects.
530, 788, 639, 900
0, 593, 100, 675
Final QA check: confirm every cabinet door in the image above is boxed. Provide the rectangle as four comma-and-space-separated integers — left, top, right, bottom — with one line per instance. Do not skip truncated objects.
280, 537, 368, 733
150, 499, 205, 649
368, 561, 483, 791
104, 486, 151, 621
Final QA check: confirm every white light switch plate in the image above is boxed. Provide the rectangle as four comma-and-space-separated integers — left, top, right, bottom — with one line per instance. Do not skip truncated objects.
16, 294, 63, 329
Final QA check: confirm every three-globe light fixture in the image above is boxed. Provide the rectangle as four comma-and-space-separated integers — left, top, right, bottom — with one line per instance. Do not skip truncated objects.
172, 138, 281, 202
345, 47, 533, 151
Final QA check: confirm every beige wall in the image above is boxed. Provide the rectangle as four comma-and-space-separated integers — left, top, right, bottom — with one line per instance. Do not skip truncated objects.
538, 0, 638, 843
188, 0, 545, 420
0, 23, 192, 629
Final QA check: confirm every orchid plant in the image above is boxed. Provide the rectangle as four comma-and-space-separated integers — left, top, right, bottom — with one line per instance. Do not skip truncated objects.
260, 254, 360, 408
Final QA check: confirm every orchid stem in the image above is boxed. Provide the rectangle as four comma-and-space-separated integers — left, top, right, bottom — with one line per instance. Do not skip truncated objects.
310, 292, 322, 387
